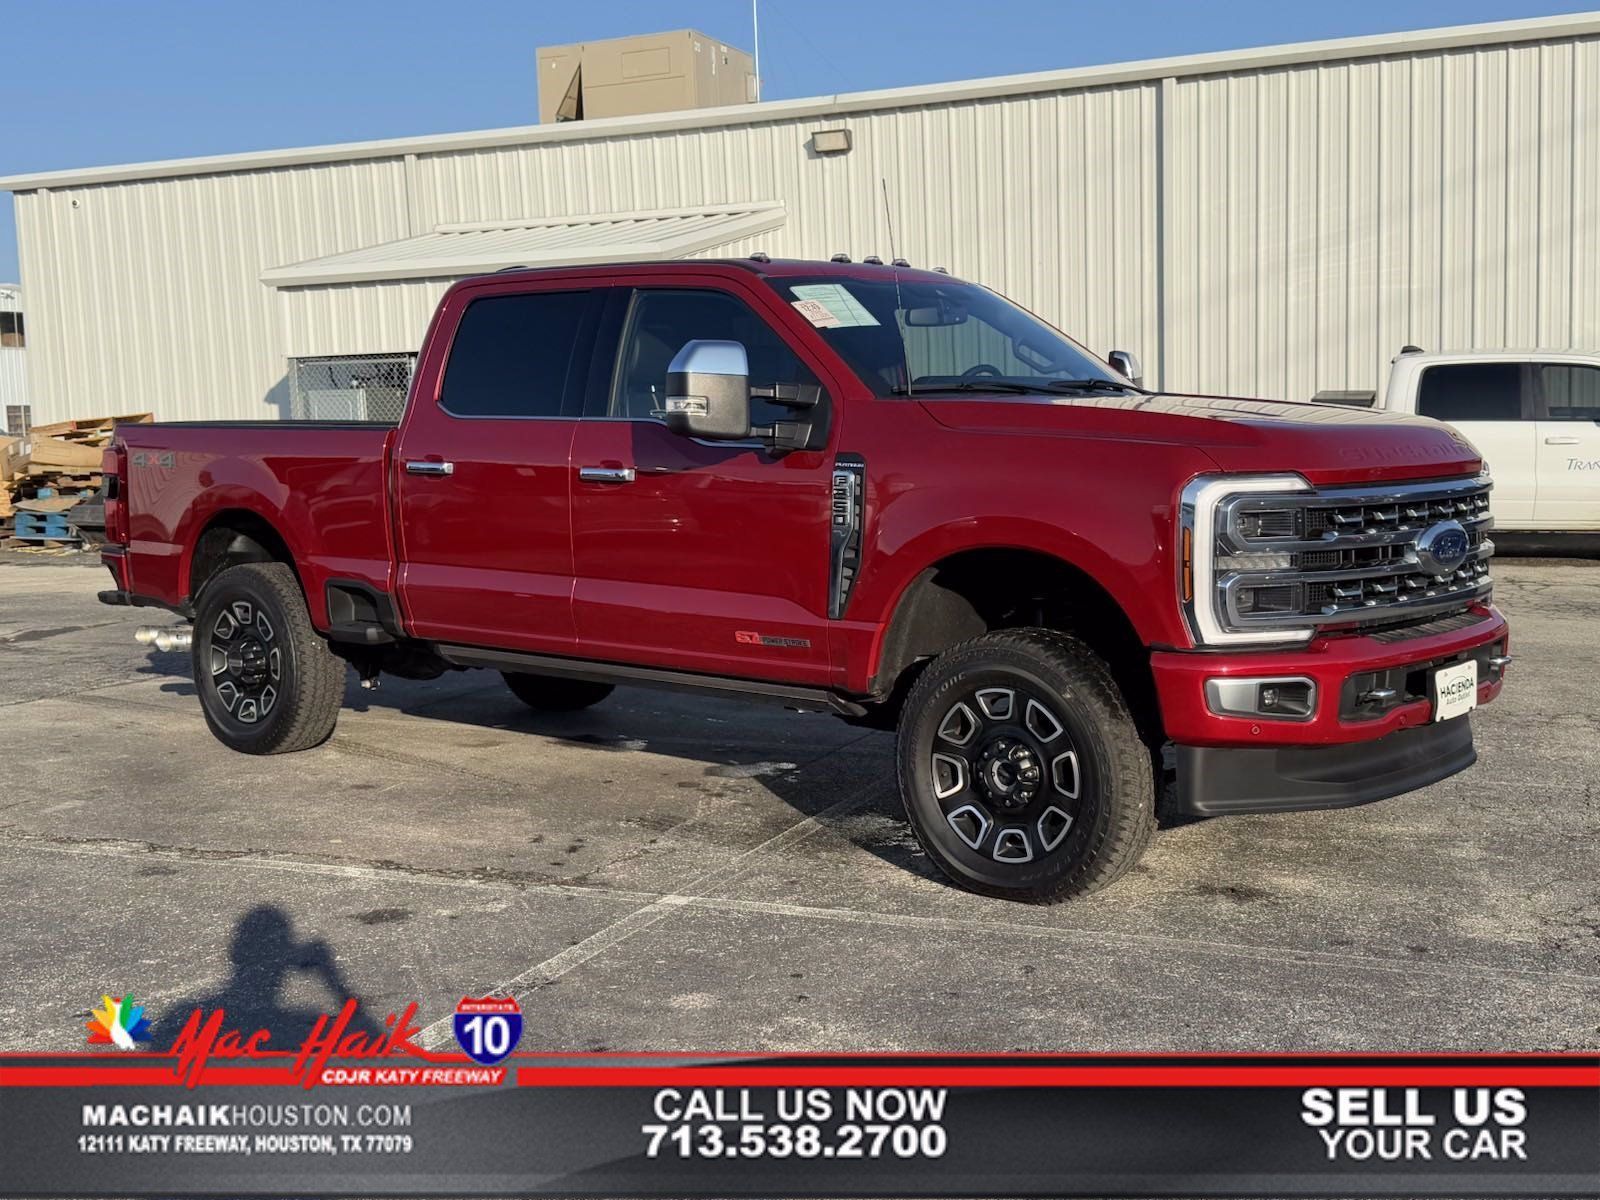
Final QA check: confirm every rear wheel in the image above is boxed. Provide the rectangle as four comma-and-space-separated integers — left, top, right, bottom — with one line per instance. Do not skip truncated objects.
896, 629, 1155, 902
192, 562, 345, 754
501, 672, 614, 712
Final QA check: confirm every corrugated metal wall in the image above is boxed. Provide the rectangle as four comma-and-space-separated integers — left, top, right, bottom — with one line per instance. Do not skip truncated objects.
12, 26, 1598, 422
1163, 36, 1600, 399
0, 349, 25, 420
0, 286, 26, 421
15, 161, 410, 421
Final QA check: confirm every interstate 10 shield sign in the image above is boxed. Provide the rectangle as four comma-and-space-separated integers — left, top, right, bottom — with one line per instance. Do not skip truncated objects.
453, 996, 523, 1065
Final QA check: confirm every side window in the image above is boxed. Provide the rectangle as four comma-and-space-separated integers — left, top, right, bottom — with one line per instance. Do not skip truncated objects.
439, 291, 591, 417
1416, 363, 1526, 422
611, 289, 818, 425
1538, 364, 1600, 421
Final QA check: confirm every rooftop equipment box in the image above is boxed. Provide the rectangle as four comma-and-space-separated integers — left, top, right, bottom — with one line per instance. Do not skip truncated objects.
538, 29, 756, 123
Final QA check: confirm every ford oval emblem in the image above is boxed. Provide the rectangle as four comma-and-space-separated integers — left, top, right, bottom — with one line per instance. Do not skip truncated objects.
1414, 520, 1470, 575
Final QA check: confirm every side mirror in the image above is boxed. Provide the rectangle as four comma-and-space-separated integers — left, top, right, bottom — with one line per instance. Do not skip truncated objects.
663, 340, 751, 441
1107, 349, 1143, 387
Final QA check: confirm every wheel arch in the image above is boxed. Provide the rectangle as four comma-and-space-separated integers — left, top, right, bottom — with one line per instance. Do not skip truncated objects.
185, 506, 304, 609
867, 544, 1162, 746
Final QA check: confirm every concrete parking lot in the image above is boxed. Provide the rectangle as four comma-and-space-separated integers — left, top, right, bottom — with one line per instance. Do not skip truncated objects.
1, 554, 1595, 1054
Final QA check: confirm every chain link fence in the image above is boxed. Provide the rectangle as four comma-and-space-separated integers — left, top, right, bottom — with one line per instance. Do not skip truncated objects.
289, 354, 415, 423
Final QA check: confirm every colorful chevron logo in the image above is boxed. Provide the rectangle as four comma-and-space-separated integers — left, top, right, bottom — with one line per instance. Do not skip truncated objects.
86, 994, 152, 1049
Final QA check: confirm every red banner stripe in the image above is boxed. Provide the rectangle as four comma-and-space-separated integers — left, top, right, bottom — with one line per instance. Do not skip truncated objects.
0, 1067, 298, 1087
4, 1064, 1597, 1089
510, 1065, 1600, 1088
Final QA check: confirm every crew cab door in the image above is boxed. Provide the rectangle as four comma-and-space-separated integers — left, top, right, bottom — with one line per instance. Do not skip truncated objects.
1414, 360, 1537, 528
567, 280, 839, 684
393, 282, 603, 652
1532, 360, 1600, 529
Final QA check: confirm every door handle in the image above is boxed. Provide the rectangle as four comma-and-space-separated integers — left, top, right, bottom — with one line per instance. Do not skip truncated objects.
579, 466, 636, 484
404, 460, 455, 476
1543, 436, 1581, 445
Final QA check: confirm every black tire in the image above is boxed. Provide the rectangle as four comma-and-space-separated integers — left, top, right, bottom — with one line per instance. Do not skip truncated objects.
501, 672, 615, 712
896, 628, 1155, 902
192, 562, 344, 754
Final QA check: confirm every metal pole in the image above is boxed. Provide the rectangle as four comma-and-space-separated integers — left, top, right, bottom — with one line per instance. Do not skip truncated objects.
752, 0, 762, 101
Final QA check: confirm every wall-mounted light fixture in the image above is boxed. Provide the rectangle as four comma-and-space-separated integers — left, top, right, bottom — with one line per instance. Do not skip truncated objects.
809, 128, 852, 155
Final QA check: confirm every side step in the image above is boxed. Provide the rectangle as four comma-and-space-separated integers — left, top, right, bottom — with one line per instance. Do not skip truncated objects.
436, 644, 868, 717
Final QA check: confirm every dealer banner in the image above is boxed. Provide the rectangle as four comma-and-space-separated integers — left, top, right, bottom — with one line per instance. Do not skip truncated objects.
1, 1004, 1596, 1196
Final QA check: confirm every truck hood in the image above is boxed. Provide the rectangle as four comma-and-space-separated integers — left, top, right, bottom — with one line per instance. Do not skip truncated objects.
916, 390, 1483, 485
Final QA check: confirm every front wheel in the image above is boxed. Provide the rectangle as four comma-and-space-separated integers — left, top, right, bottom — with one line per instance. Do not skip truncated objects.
896, 629, 1155, 902
192, 562, 345, 754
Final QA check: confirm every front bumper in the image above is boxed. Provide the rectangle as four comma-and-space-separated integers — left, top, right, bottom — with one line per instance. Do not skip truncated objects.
1151, 604, 1508, 747
1174, 716, 1475, 815
1155, 604, 1506, 816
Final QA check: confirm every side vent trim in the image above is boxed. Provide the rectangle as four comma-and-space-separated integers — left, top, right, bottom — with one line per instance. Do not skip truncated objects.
830, 454, 866, 619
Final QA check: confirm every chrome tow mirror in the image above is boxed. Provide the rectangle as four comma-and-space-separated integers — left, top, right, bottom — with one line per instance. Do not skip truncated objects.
663, 340, 752, 441
1107, 349, 1143, 388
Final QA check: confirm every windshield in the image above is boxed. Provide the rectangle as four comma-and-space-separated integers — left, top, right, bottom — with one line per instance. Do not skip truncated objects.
771, 276, 1126, 397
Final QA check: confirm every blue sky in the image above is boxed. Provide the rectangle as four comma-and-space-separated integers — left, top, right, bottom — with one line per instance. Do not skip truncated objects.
2, 0, 1593, 282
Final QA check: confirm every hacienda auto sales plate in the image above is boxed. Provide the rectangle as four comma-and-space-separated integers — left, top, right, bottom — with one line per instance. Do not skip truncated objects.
1433, 659, 1479, 722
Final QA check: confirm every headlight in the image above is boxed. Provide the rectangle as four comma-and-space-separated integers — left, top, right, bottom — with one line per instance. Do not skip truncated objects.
1179, 474, 1312, 647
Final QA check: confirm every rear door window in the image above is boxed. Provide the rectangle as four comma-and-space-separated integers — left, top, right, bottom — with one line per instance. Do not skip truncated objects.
1537, 363, 1600, 420
1416, 363, 1529, 422
440, 290, 594, 418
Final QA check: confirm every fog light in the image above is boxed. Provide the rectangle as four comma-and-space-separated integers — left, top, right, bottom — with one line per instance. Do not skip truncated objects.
1205, 676, 1317, 721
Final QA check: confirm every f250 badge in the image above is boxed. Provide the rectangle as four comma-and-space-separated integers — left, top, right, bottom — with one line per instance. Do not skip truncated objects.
735, 631, 811, 650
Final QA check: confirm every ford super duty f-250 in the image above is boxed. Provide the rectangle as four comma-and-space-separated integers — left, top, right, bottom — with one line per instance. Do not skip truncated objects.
98, 258, 1510, 901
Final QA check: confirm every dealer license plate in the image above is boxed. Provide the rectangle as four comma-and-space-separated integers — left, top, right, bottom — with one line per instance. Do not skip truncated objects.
1432, 659, 1478, 722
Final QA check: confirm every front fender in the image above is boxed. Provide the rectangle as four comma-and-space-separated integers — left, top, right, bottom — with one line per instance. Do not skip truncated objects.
842, 512, 1185, 695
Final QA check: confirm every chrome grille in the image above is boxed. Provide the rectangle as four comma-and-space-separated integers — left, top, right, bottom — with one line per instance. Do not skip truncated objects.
1212, 476, 1494, 633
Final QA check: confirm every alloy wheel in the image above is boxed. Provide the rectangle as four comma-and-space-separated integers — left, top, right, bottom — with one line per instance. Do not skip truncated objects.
207, 599, 282, 725
929, 684, 1080, 865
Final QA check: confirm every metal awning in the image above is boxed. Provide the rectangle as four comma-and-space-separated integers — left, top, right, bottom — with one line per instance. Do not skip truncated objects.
261, 202, 786, 288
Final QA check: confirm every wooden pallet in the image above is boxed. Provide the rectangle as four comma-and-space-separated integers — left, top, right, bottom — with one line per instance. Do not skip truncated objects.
14, 511, 80, 542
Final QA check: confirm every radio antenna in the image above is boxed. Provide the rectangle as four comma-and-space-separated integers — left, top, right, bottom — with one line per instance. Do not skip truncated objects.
881, 177, 913, 395
880, 177, 899, 264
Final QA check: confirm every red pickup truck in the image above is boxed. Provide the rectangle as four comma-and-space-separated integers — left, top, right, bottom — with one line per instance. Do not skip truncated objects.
99, 257, 1509, 901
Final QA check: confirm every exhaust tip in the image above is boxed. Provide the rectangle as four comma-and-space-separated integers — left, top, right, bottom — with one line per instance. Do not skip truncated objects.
137, 625, 193, 652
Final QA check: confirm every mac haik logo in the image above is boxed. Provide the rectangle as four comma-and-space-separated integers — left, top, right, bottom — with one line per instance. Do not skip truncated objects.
86, 993, 152, 1049
166, 999, 426, 1088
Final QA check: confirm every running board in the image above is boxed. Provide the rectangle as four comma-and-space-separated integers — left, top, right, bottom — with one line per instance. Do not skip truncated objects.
435, 644, 868, 717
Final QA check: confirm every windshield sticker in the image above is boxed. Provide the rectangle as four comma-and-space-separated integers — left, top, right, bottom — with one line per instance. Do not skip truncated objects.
791, 298, 842, 328
790, 284, 880, 328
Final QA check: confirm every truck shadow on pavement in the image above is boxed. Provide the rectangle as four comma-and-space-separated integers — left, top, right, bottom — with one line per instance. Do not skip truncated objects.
134, 650, 1200, 883
147, 904, 384, 1050
134, 649, 944, 885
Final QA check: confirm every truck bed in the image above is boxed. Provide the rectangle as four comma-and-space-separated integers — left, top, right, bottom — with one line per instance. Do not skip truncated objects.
115, 421, 397, 624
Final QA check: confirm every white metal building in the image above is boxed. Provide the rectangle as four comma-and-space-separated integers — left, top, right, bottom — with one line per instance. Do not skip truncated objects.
2, 12, 1597, 424
0, 284, 26, 433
